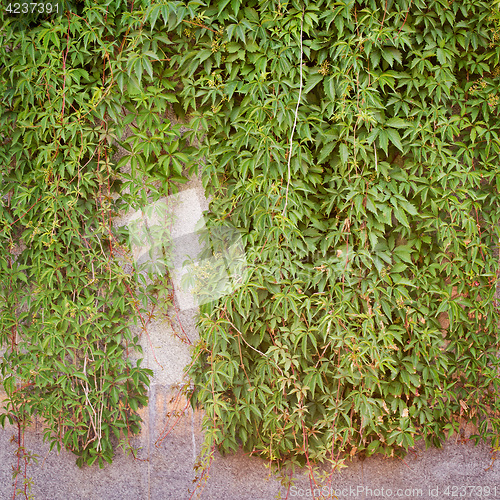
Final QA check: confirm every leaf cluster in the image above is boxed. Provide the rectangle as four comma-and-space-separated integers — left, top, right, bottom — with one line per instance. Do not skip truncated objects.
0, 0, 193, 468
163, 0, 500, 471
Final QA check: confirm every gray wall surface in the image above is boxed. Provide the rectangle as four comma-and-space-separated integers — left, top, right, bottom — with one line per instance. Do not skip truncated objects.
1, 380, 500, 499
2, 171, 500, 499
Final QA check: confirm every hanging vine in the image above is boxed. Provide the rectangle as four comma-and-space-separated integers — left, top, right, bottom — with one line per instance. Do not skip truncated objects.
1, 1, 500, 499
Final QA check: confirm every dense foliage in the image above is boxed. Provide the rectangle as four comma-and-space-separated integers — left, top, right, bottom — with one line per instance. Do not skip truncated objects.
167, 0, 500, 473
1, 0, 500, 492
0, 0, 193, 472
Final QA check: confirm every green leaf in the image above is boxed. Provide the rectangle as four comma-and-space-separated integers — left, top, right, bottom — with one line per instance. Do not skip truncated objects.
16, 272, 28, 283
218, 0, 232, 16
382, 49, 394, 66
143, 50, 160, 61
340, 143, 349, 165
324, 77, 336, 100
386, 118, 408, 129
366, 439, 381, 455
378, 129, 389, 155
399, 200, 418, 215
148, 5, 161, 31
303, 73, 323, 94
393, 207, 409, 228
386, 128, 403, 152
394, 245, 413, 263
318, 141, 336, 163
231, 0, 242, 16
389, 48, 402, 65
133, 59, 143, 84
370, 50, 381, 68
391, 262, 407, 273
142, 56, 153, 79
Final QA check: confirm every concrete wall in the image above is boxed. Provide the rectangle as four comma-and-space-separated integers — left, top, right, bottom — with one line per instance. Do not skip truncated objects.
2, 389, 500, 500
1, 248, 500, 500
2, 134, 500, 499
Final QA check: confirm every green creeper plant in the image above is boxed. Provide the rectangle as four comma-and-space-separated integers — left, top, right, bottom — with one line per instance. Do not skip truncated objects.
161, 0, 500, 487
0, 0, 194, 476
1, 1, 500, 498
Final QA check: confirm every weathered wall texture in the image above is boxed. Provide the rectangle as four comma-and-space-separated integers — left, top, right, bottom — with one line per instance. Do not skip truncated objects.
2, 129, 500, 499
2, 383, 500, 500
1, 200, 500, 500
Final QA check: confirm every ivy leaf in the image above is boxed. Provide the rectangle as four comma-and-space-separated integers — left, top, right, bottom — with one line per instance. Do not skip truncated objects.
436, 48, 446, 65
318, 141, 336, 163
378, 129, 389, 155
231, 0, 242, 16
148, 5, 162, 31
393, 207, 410, 228
370, 50, 381, 68
399, 200, 418, 215
366, 127, 379, 146
391, 262, 407, 273
324, 76, 336, 100
382, 48, 394, 66
133, 59, 143, 85
303, 72, 323, 94
339, 143, 349, 165
389, 47, 402, 65
386, 128, 404, 152
386, 118, 408, 129
394, 245, 413, 262
218, 0, 232, 16
142, 56, 153, 79
367, 440, 381, 456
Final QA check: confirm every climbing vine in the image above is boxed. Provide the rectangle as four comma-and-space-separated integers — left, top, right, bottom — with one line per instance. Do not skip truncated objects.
1, 0, 500, 498
164, 0, 500, 489
0, 0, 194, 484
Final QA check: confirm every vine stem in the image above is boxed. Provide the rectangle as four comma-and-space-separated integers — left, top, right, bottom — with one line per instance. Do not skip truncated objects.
282, 7, 305, 218
397, 0, 413, 34
12, 420, 21, 500
223, 316, 284, 377
182, 19, 219, 34
154, 387, 193, 446
60, 14, 71, 124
